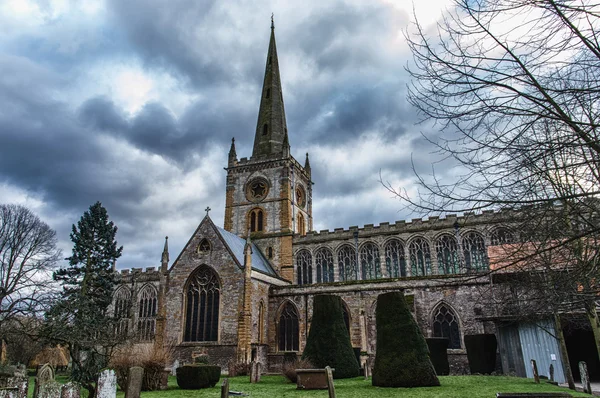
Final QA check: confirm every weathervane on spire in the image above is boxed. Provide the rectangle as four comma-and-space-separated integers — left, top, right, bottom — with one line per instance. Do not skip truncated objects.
271, 13, 274, 29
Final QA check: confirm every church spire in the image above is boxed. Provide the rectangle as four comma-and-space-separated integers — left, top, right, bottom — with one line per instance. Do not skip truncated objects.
251, 18, 289, 159
161, 236, 169, 273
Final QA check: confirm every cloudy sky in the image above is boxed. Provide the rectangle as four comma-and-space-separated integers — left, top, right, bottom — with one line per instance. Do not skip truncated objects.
0, 0, 454, 269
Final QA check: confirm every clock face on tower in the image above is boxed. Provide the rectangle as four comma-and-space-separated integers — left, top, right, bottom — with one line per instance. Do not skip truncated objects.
246, 177, 270, 202
296, 185, 306, 208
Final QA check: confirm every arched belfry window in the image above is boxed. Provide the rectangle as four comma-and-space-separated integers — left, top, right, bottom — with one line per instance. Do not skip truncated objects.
385, 239, 406, 278
432, 303, 461, 349
315, 248, 334, 283
137, 285, 157, 341
297, 213, 306, 235
436, 235, 460, 274
249, 208, 265, 233
278, 302, 299, 351
409, 238, 432, 276
184, 266, 220, 342
337, 245, 358, 281
360, 242, 381, 280
296, 250, 312, 285
462, 232, 488, 271
113, 287, 131, 337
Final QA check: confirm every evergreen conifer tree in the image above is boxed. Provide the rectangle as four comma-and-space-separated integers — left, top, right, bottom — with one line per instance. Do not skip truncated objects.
44, 202, 123, 398
302, 295, 359, 379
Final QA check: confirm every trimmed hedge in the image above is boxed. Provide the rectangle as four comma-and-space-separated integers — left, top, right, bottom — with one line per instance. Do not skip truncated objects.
175, 365, 221, 389
464, 334, 497, 374
426, 338, 450, 376
302, 295, 359, 379
372, 291, 440, 387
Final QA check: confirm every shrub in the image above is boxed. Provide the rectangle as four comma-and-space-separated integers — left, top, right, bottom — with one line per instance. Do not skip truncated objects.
283, 352, 298, 364
227, 361, 250, 377
176, 365, 221, 389
426, 338, 450, 376
302, 295, 359, 379
194, 354, 209, 365
372, 291, 440, 387
282, 358, 314, 383
110, 344, 173, 391
464, 334, 497, 374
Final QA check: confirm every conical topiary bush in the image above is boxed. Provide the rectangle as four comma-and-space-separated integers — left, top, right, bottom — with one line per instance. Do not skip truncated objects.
372, 291, 440, 387
302, 295, 359, 379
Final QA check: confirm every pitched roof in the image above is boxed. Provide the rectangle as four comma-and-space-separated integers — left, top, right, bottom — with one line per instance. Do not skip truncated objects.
215, 225, 276, 276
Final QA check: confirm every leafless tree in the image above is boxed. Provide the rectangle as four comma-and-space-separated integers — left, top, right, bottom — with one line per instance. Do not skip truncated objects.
0, 204, 61, 329
394, 0, 600, 387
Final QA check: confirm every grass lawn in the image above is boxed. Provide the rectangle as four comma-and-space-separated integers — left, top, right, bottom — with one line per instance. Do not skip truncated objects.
136, 375, 589, 398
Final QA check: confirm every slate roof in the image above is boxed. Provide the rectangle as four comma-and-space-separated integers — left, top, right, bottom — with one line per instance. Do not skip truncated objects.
215, 226, 277, 276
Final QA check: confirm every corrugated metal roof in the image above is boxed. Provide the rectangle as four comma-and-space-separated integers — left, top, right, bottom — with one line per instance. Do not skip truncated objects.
215, 226, 276, 276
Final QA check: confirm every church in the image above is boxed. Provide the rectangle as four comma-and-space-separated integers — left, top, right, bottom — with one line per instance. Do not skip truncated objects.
112, 22, 593, 382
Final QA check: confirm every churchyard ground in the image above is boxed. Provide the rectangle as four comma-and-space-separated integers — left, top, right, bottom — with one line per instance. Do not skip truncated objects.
33, 375, 590, 398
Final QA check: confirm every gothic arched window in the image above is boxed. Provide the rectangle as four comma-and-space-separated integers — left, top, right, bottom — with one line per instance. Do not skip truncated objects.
315, 248, 334, 283
137, 285, 157, 341
436, 235, 460, 274
297, 213, 306, 235
462, 232, 488, 271
197, 239, 211, 253
296, 250, 312, 285
113, 287, 131, 337
278, 302, 299, 351
249, 208, 265, 232
385, 239, 406, 278
409, 238, 432, 276
432, 304, 461, 349
490, 227, 514, 245
360, 242, 381, 280
184, 266, 220, 342
337, 245, 358, 281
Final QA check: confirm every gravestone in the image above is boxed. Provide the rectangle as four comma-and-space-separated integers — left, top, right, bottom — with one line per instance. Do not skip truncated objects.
220, 379, 229, 398
96, 369, 116, 398
0, 388, 18, 398
125, 367, 144, 398
579, 361, 591, 394
364, 362, 370, 380
549, 364, 554, 382
8, 377, 28, 398
38, 381, 61, 398
531, 359, 540, 384
60, 382, 80, 398
171, 360, 179, 376
249, 362, 261, 384
34, 364, 55, 398
325, 366, 336, 398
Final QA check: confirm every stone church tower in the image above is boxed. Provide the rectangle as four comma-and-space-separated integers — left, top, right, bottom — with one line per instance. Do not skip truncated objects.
224, 20, 312, 282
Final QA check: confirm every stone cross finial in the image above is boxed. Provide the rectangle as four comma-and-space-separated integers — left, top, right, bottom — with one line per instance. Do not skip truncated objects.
205, 207, 211, 216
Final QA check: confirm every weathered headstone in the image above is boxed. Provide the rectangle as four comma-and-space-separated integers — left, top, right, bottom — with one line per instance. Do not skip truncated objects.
125, 367, 144, 398
38, 381, 61, 398
325, 366, 336, 398
171, 360, 179, 376
0, 388, 18, 398
579, 361, 591, 394
34, 364, 55, 398
60, 382, 80, 398
549, 364, 554, 382
249, 362, 261, 384
364, 362, 370, 380
8, 377, 28, 398
96, 369, 116, 398
220, 379, 229, 398
531, 359, 540, 384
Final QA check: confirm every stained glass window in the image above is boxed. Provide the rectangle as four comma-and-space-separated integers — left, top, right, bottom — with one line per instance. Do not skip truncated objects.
360, 242, 381, 280
315, 248, 334, 283
296, 250, 312, 285
462, 232, 488, 271
137, 285, 157, 342
337, 245, 358, 281
409, 238, 432, 276
432, 304, 461, 349
278, 302, 299, 351
184, 266, 220, 342
436, 235, 460, 274
490, 227, 514, 245
384, 239, 406, 278
113, 287, 131, 337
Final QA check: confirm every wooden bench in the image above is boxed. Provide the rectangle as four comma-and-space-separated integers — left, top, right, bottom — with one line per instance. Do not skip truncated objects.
496, 393, 572, 398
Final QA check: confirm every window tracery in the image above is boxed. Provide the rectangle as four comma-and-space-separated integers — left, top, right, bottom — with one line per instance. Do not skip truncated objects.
278, 302, 299, 351
432, 304, 461, 349
315, 248, 334, 283
197, 239, 211, 253
436, 235, 460, 274
113, 287, 131, 337
409, 238, 432, 276
184, 266, 220, 342
490, 227, 515, 245
384, 239, 406, 278
137, 285, 157, 341
360, 242, 381, 280
337, 245, 358, 281
249, 208, 265, 232
297, 213, 306, 235
296, 250, 312, 285
462, 232, 488, 271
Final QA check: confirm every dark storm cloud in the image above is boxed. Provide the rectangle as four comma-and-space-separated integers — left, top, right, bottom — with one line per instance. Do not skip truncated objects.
79, 96, 129, 132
